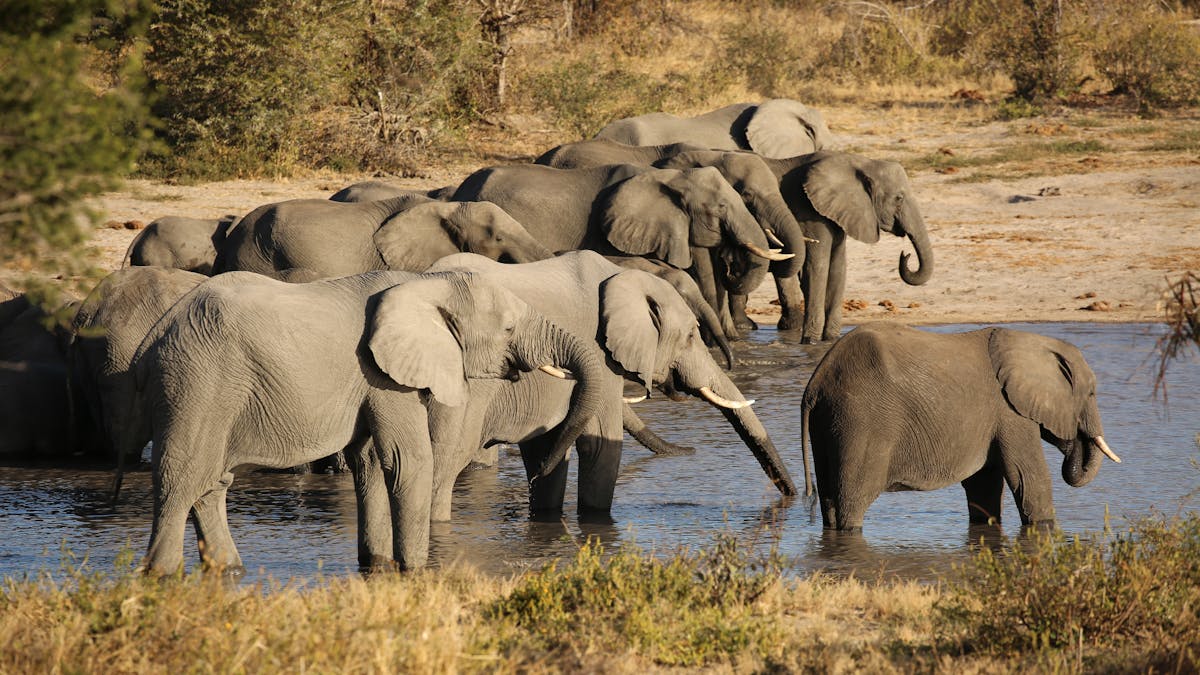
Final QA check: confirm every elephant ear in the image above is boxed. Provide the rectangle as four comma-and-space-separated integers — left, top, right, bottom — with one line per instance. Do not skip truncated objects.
802, 153, 879, 244
600, 270, 695, 392
367, 276, 467, 407
988, 328, 1088, 439
373, 203, 460, 271
601, 172, 692, 269
745, 99, 832, 158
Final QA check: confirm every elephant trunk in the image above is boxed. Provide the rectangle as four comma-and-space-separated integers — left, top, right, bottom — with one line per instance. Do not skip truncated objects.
898, 199, 933, 286
514, 317, 606, 479
1062, 435, 1105, 487
754, 196, 806, 278
704, 371, 797, 496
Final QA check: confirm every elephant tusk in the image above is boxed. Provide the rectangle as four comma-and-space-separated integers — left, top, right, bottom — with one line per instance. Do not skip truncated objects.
538, 365, 575, 380
802, 235, 820, 243
623, 394, 647, 404
764, 229, 785, 247
698, 386, 754, 409
744, 242, 795, 262
1094, 436, 1121, 463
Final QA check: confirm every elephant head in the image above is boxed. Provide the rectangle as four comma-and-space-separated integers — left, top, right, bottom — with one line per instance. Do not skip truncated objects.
600, 167, 791, 274
797, 152, 933, 285
598, 270, 797, 496
988, 328, 1121, 487
373, 201, 554, 271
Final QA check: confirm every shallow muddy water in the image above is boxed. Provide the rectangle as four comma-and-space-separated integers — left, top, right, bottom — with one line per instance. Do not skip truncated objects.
1, 323, 1196, 584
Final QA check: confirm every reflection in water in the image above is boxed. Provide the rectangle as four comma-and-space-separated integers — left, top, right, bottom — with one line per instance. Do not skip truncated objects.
0, 323, 1196, 585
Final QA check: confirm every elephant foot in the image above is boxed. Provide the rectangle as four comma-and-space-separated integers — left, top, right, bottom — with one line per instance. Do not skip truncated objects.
359, 555, 399, 574
776, 309, 804, 331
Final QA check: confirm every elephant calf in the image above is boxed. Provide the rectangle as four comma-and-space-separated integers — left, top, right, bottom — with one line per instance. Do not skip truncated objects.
802, 323, 1122, 531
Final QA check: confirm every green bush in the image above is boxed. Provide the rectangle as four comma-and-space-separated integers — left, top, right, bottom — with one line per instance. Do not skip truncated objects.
940, 514, 1200, 664
1093, 2, 1200, 109
522, 58, 671, 138
0, 1, 153, 285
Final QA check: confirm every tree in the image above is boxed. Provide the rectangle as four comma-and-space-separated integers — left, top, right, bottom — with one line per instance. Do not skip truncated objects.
1155, 271, 1199, 400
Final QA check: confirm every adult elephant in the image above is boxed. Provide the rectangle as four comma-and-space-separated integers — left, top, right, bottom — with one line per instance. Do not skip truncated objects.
133, 270, 605, 573
214, 195, 552, 281
801, 323, 1121, 531
70, 267, 208, 473
328, 181, 446, 203
760, 152, 933, 343
538, 140, 812, 335
595, 99, 832, 158
426, 252, 798, 519
449, 164, 791, 301
123, 215, 240, 275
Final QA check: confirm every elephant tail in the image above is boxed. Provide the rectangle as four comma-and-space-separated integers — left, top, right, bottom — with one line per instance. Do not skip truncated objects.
800, 398, 814, 498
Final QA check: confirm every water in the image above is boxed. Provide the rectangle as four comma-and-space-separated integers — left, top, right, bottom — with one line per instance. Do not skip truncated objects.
1, 323, 1196, 584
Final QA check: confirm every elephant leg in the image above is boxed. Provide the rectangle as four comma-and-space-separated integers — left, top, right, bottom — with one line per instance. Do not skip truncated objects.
961, 462, 1005, 525
429, 403, 473, 523
997, 425, 1057, 526
774, 274, 804, 331
623, 404, 696, 456
728, 292, 757, 332
370, 416, 434, 571
800, 235, 833, 344
345, 437, 393, 569
144, 440, 220, 575
191, 471, 243, 572
822, 434, 886, 531
691, 249, 741, 339
520, 434, 569, 514
576, 411, 624, 514
822, 231, 847, 342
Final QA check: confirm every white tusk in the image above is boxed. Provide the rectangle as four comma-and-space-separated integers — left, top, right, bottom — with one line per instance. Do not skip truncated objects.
698, 386, 754, 409
1094, 436, 1121, 463
538, 365, 574, 380
764, 229, 785, 247
622, 394, 647, 404
802, 235, 820, 243
744, 242, 795, 262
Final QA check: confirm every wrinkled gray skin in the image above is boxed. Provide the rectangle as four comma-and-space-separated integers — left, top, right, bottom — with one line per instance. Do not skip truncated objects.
134, 270, 605, 573
539, 140, 807, 336
802, 323, 1120, 531
760, 152, 933, 343
595, 99, 832, 158
426, 252, 797, 521
0, 291, 100, 459
70, 267, 207, 474
123, 215, 240, 275
449, 164, 783, 300
329, 181, 447, 203
214, 195, 552, 280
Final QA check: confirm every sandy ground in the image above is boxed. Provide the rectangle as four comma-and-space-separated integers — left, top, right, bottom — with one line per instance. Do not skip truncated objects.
80, 103, 1200, 328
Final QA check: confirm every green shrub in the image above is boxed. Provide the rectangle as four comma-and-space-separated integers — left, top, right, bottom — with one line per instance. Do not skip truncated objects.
940, 513, 1200, 664
486, 536, 784, 666
521, 58, 670, 138
1093, 2, 1200, 109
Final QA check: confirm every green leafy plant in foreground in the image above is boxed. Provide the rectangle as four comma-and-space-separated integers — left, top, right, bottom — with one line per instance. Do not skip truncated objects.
485, 535, 784, 666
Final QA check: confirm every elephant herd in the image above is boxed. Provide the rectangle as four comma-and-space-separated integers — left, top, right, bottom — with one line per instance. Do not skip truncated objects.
0, 98, 1121, 574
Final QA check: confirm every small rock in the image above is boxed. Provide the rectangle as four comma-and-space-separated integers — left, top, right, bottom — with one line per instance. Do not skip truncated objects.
1037, 186, 1061, 196
907, 302, 922, 309
124, 220, 146, 230
843, 298, 869, 311
879, 299, 896, 311
103, 220, 124, 229
1075, 291, 1097, 299
1080, 301, 1112, 311
1008, 195, 1036, 203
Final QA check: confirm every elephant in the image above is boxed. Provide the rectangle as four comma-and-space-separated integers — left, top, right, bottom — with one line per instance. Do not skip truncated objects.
133, 269, 606, 573
759, 151, 934, 343
595, 99, 832, 158
425, 251, 798, 522
328, 181, 446, 203
537, 140, 812, 335
801, 323, 1122, 531
214, 195, 552, 281
70, 267, 209, 480
0, 292, 98, 459
448, 163, 792, 303
123, 215, 240, 275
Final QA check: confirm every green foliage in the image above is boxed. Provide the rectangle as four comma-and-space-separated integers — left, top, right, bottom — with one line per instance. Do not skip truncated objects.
486, 536, 784, 666
0, 1, 154, 277
715, 9, 810, 96
522, 59, 671, 137
1093, 1, 1200, 109
940, 514, 1200, 665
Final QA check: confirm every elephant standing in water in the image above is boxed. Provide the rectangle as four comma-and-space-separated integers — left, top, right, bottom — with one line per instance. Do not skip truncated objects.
801, 323, 1122, 531
215, 195, 551, 280
123, 215, 240, 275
134, 270, 605, 573
596, 99, 832, 158
426, 252, 797, 521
